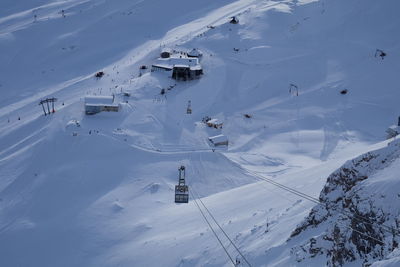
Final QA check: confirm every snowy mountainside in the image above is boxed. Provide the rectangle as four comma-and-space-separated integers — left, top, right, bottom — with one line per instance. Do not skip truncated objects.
279, 139, 400, 266
1, 0, 400, 266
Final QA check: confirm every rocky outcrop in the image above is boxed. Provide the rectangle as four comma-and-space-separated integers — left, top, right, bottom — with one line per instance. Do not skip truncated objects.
290, 139, 400, 266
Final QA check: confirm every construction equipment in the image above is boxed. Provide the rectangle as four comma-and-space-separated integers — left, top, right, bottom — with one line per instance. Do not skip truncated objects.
175, 166, 189, 203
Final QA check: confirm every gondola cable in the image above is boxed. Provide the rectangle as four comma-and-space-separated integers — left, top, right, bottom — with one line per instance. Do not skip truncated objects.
238, 165, 396, 243
191, 187, 252, 267
190, 190, 237, 266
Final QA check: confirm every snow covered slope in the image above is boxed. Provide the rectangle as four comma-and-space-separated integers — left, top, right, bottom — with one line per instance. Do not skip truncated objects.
266, 139, 400, 266
1, 0, 400, 266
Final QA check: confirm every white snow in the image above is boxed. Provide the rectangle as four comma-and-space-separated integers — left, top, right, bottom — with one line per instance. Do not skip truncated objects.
187, 48, 202, 58
153, 55, 201, 70
84, 95, 114, 105
0, 0, 400, 266
208, 134, 228, 146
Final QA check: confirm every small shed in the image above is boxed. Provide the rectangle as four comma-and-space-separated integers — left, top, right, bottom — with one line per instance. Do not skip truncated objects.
84, 95, 119, 115
187, 48, 203, 59
208, 134, 228, 147
206, 118, 223, 129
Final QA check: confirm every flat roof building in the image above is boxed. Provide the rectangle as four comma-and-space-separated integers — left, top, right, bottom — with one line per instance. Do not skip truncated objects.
84, 95, 119, 115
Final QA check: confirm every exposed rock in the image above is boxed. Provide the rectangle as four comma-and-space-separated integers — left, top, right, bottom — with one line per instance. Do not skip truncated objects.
290, 140, 400, 266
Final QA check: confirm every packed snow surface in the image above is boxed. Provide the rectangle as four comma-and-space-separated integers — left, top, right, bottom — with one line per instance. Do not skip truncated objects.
0, 0, 399, 266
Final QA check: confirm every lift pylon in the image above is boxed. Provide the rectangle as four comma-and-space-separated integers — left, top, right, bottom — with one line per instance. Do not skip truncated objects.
39, 98, 58, 116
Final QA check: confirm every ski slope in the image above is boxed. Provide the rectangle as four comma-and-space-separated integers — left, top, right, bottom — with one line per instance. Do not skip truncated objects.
1, 0, 400, 266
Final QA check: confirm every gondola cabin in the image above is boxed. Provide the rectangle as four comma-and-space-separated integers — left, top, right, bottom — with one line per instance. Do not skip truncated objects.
175, 166, 189, 203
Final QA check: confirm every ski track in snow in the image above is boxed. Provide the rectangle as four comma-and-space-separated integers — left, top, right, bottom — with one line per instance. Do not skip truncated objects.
0, 0, 271, 129
1, 0, 400, 266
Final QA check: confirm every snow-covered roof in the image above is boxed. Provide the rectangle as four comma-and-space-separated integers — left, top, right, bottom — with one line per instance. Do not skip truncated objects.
65, 120, 80, 129
154, 56, 199, 68
187, 48, 202, 57
84, 95, 114, 105
161, 48, 172, 53
190, 65, 202, 71
85, 103, 119, 107
207, 118, 219, 124
151, 64, 172, 70
173, 64, 190, 68
208, 134, 228, 143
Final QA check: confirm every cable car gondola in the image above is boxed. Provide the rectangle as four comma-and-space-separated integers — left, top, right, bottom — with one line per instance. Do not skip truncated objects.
175, 166, 189, 203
